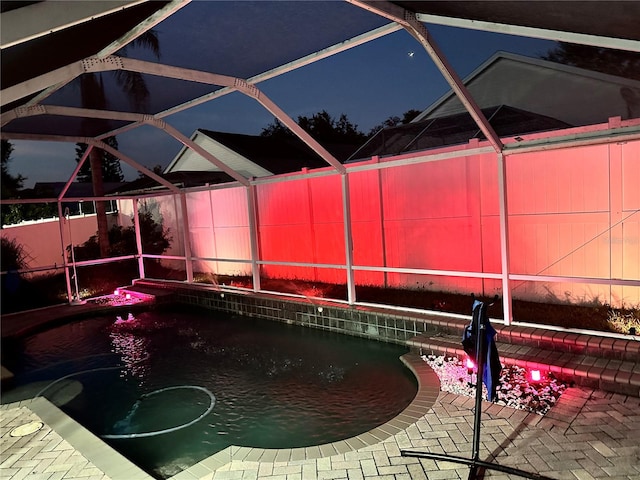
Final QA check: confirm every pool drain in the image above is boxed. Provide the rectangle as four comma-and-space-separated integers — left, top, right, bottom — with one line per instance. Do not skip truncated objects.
10, 421, 44, 437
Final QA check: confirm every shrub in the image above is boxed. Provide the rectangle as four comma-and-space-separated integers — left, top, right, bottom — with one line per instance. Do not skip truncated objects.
1, 237, 31, 270
1, 237, 58, 313
71, 209, 172, 261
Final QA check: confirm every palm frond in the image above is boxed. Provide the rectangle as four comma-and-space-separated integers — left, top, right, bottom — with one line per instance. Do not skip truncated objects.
113, 70, 151, 111
132, 30, 161, 60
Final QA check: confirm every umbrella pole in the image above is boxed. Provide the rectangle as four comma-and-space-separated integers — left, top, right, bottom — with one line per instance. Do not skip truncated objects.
402, 300, 553, 480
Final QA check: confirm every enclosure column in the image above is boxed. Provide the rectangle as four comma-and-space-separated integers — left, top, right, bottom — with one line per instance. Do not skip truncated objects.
179, 192, 194, 283
376, 159, 388, 288
497, 153, 513, 324
247, 184, 261, 292
133, 198, 145, 279
57, 201, 73, 302
342, 173, 356, 304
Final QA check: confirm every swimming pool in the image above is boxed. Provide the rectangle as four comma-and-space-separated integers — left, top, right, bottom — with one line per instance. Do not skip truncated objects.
3, 306, 419, 479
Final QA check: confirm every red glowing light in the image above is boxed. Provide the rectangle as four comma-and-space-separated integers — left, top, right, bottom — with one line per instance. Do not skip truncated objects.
114, 289, 120, 296
466, 358, 475, 370
125, 293, 131, 300
531, 369, 541, 382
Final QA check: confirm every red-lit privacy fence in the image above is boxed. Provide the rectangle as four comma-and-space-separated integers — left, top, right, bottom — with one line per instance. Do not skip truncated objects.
2, 119, 639, 323
113, 122, 640, 322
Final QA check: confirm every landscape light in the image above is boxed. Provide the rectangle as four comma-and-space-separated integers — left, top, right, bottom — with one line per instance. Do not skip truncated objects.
466, 357, 475, 370
531, 369, 541, 382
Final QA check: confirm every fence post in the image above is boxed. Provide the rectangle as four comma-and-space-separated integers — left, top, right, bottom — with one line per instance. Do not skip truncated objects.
57, 202, 73, 302
133, 198, 145, 279
179, 193, 194, 283
342, 173, 356, 304
497, 153, 513, 324
247, 184, 261, 292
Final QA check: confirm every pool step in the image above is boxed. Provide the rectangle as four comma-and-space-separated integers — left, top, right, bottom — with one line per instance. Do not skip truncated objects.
122, 282, 177, 304
1, 365, 14, 387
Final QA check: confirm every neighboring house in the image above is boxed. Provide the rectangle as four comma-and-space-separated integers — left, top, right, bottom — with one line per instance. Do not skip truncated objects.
350, 52, 640, 160
164, 129, 359, 178
349, 105, 571, 160
415, 51, 640, 125
109, 129, 361, 194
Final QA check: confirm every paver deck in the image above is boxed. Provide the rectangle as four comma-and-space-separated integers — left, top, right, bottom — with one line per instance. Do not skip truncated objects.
2, 383, 639, 480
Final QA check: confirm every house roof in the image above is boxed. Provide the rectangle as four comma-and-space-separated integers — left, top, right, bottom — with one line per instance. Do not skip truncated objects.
350, 105, 570, 160
106, 170, 234, 195
413, 51, 640, 127
165, 129, 361, 178
198, 130, 359, 174
28, 181, 126, 199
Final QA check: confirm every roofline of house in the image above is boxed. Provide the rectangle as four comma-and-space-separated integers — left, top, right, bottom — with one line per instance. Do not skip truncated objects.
163, 129, 201, 173
412, 51, 640, 123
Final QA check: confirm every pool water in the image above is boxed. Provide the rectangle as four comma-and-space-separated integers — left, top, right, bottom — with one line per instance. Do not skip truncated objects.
4, 307, 417, 479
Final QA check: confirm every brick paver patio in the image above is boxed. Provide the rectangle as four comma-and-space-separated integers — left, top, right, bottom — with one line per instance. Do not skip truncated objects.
2, 293, 639, 479
2, 383, 639, 480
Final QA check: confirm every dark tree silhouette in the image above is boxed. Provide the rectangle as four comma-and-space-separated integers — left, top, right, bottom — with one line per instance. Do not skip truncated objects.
137, 164, 163, 179
541, 42, 640, 81
1, 140, 23, 193
261, 110, 367, 144
368, 109, 422, 136
1, 139, 25, 226
1, 139, 59, 226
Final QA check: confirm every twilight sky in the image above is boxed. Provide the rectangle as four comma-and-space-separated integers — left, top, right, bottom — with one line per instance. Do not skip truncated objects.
7, 22, 556, 188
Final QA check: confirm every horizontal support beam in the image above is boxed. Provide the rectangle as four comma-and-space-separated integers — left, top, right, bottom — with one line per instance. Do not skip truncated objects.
1, 62, 85, 107
416, 13, 640, 53
503, 125, 640, 155
353, 265, 503, 280
0, 132, 94, 144
510, 274, 640, 287
0, 0, 146, 48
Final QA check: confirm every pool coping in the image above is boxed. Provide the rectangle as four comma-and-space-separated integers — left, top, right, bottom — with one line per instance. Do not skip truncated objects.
0, 352, 440, 480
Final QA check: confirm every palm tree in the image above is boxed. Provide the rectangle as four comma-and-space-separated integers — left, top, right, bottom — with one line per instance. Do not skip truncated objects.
83, 32, 160, 257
